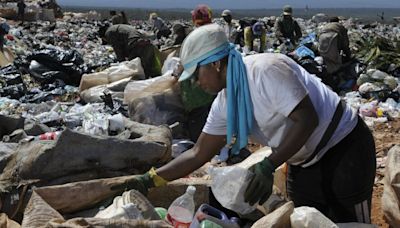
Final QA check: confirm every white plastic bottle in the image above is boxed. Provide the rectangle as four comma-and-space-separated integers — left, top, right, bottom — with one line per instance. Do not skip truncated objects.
166, 186, 196, 228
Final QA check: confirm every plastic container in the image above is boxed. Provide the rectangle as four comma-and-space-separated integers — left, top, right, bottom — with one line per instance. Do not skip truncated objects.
189, 204, 240, 228
166, 186, 196, 228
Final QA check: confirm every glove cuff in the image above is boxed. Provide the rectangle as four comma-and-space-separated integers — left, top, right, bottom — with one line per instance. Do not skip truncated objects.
148, 167, 169, 187
263, 157, 276, 172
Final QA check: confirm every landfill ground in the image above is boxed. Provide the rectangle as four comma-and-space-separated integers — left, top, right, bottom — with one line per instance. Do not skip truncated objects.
371, 118, 400, 227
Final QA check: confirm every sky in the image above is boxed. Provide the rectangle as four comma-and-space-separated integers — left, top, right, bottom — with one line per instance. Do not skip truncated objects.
58, 0, 400, 9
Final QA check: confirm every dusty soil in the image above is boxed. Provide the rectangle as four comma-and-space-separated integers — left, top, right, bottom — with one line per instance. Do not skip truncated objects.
371, 118, 400, 227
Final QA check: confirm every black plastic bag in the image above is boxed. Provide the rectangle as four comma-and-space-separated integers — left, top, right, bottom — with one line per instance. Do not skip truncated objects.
0, 65, 23, 86
27, 48, 85, 86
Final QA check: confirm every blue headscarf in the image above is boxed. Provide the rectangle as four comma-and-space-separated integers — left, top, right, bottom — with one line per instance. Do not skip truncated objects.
198, 43, 253, 154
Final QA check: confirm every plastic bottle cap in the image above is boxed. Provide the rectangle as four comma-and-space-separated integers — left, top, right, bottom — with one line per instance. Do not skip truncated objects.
155, 207, 167, 220
186, 185, 196, 195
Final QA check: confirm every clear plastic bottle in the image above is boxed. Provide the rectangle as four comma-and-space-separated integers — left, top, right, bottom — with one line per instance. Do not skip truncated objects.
166, 186, 196, 228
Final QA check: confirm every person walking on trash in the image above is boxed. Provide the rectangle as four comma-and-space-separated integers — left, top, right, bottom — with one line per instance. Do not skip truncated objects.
114, 24, 376, 223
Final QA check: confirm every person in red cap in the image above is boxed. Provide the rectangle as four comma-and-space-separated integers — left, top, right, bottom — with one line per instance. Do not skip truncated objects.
191, 4, 212, 27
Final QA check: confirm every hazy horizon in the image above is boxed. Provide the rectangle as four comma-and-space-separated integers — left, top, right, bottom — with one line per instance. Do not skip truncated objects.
57, 0, 400, 9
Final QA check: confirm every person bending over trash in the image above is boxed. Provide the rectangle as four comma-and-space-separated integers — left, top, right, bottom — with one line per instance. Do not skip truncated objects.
109, 10, 124, 25
99, 24, 162, 78
243, 21, 266, 53
318, 16, 352, 75
274, 5, 302, 45
115, 24, 376, 224
149, 12, 171, 39
171, 23, 188, 46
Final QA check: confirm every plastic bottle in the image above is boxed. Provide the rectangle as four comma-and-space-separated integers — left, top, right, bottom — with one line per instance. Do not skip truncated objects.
166, 186, 196, 228
36, 131, 62, 140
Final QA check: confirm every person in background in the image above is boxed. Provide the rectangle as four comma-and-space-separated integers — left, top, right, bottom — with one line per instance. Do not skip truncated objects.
17, 0, 26, 23
244, 21, 266, 53
120, 11, 129, 24
109, 10, 124, 25
274, 5, 302, 44
318, 16, 352, 75
177, 4, 215, 142
191, 4, 212, 27
99, 24, 162, 78
0, 22, 10, 52
221, 9, 236, 43
171, 23, 188, 46
149, 13, 171, 39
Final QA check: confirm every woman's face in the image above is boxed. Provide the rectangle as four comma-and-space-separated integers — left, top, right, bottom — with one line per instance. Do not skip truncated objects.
192, 63, 226, 95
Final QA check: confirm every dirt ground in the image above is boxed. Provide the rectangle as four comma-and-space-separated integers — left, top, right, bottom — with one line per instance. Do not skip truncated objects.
370, 118, 400, 227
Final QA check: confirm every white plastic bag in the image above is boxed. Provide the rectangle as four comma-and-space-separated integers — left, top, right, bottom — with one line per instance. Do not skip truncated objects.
79, 58, 145, 92
161, 54, 180, 75
209, 166, 256, 215
123, 73, 177, 104
290, 206, 338, 228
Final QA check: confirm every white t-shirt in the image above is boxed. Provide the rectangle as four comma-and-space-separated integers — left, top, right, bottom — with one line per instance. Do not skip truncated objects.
202, 53, 358, 167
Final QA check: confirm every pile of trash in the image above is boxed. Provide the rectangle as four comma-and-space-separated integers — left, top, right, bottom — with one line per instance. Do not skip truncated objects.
0, 6, 400, 227
0, 0, 63, 21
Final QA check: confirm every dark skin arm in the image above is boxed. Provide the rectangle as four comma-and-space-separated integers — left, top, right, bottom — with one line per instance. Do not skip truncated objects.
268, 95, 319, 168
157, 95, 318, 180
156, 132, 226, 181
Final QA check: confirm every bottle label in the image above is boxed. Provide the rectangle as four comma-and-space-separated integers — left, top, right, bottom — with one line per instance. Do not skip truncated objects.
39, 132, 56, 140
166, 213, 191, 228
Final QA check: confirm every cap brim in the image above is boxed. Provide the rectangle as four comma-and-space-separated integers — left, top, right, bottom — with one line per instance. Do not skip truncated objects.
178, 65, 197, 82
283, 12, 292, 15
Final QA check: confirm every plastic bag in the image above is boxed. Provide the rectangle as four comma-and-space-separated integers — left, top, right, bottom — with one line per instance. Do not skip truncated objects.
209, 166, 256, 215
123, 73, 177, 104
382, 145, 400, 227
295, 45, 315, 59
359, 101, 378, 117
290, 206, 338, 228
128, 89, 184, 126
79, 58, 145, 92
95, 190, 160, 220
27, 48, 85, 86
161, 55, 180, 75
